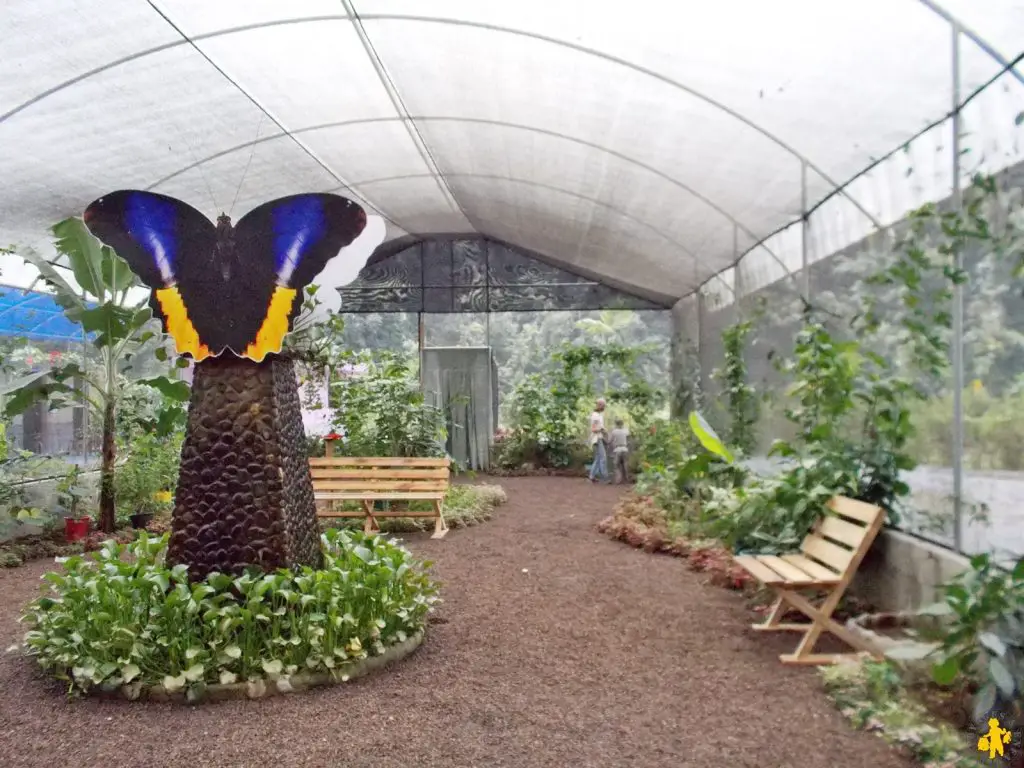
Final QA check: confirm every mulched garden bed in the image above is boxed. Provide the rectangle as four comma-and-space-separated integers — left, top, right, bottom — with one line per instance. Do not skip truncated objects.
0, 477, 913, 768
599, 494, 1024, 765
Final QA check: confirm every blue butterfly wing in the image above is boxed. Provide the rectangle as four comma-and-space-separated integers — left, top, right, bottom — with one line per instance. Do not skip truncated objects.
230, 193, 367, 360
84, 190, 366, 362
84, 190, 218, 359
83, 190, 215, 289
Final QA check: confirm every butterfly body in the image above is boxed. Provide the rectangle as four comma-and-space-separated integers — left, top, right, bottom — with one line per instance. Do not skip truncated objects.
83, 191, 367, 362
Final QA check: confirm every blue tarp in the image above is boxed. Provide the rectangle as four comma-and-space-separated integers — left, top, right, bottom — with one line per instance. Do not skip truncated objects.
0, 286, 94, 342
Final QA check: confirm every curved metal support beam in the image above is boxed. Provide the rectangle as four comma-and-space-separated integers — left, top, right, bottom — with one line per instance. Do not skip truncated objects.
142, 2, 408, 233
917, 0, 1024, 86
1, 10, 878, 235
356, 13, 883, 234
341, 171, 735, 299
149, 116, 745, 234
341, 0, 473, 230
144, 114, 776, 283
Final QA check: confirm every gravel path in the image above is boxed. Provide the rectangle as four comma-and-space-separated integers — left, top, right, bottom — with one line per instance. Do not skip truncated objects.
0, 477, 912, 768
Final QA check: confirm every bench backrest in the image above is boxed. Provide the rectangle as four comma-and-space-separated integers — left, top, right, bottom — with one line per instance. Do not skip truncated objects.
309, 456, 450, 494
799, 496, 885, 580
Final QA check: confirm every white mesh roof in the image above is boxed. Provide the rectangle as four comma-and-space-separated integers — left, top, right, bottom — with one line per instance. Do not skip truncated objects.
2, 1, 1023, 304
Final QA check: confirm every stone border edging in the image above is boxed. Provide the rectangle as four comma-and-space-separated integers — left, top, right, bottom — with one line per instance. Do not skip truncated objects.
97, 630, 425, 704
845, 611, 939, 680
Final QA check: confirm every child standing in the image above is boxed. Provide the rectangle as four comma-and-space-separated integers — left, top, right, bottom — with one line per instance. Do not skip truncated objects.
609, 419, 631, 484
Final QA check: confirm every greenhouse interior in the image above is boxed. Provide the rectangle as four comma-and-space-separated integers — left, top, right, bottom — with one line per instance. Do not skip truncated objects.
0, 2, 1023, 767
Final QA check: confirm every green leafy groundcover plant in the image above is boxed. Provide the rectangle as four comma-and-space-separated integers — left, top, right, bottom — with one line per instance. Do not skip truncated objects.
822, 659, 988, 768
20, 529, 439, 696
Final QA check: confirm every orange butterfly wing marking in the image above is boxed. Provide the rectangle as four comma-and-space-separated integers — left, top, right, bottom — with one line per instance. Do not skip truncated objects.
155, 287, 211, 362
242, 286, 297, 362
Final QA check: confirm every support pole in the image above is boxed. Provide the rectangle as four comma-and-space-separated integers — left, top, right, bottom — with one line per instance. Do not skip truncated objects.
417, 311, 425, 389
950, 25, 965, 554
81, 289, 89, 464
800, 160, 811, 301
733, 223, 746, 300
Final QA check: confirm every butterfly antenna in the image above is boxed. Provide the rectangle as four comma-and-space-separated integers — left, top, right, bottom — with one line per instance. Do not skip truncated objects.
230, 113, 265, 218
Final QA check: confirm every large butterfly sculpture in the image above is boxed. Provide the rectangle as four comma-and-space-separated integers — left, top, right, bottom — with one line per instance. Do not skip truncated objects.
83, 190, 374, 362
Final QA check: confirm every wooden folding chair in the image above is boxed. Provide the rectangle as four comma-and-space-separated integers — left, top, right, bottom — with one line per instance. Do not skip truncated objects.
733, 496, 886, 665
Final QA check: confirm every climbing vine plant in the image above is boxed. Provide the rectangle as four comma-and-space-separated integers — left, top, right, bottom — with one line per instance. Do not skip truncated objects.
713, 319, 759, 456
497, 342, 665, 469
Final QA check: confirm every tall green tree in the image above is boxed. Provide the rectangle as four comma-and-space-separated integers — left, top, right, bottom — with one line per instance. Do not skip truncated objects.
1, 219, 189, 532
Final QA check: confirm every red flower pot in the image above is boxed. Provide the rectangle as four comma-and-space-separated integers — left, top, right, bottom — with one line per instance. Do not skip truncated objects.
64, 516, 92, 542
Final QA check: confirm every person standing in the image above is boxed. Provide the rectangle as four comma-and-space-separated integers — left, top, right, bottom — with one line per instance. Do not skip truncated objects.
588, 398, 608, 483
609, 418, 631, 484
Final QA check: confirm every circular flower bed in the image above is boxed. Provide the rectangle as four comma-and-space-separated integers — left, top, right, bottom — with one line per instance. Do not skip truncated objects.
19, 529, 439, 701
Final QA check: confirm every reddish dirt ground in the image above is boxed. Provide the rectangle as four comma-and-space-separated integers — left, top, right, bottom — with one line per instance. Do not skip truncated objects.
0, 477, 913, 768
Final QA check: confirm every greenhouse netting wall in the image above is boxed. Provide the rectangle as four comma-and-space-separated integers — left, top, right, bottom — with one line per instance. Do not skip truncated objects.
671, 62, 1024, 562
342, 309, 672, 428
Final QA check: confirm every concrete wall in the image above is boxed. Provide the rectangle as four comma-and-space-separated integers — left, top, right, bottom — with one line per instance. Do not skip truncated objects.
852, 528, 971, 611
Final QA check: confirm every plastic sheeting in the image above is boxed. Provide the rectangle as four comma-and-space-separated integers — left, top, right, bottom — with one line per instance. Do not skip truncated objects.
1, 1, 1023, 304
0, 286, 94, 341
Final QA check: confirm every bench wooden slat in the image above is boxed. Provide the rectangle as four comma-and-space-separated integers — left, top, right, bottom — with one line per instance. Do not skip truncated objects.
828, 495, 883, 524
319, 509, 441, 518
801, 534, 855, 573
309, 457, 449, 468
313, 480, 450, 492
310, 468, 450, 480
779, 553, 842, 581
756, 555, 833, 585
314, 491, 446, 500
733, 555, 790, 585
817, 516, 869, 548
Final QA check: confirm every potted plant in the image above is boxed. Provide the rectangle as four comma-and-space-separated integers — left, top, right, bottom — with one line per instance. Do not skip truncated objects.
57, 464, 91, 542
115, 434, 178, 530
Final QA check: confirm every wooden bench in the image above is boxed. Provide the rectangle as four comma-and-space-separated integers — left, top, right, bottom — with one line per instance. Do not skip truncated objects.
734, 495, 886, 666
310, 457, 450, 539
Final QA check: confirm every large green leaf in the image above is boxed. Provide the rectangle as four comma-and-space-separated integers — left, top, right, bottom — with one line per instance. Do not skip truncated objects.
988, 656, 1017, 697
0, 369, 77, 417
138, 376, 191, 402
687, 410, 734, 464
931, 655, 961, 686
17, 248, 85, 314
101, 245, 136, 292
51, 217, 106, 301
77, 304, 135, 335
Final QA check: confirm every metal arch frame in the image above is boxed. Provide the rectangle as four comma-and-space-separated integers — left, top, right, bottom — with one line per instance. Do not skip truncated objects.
2, 6, 1015, 301
142, 114, 756, 288
147, 115, 764, 244
0, 11, 872, 289
918, 0, 1024, 86
340, 0, 475, 233
141, 2, 410, 233
337, 170, 736, 300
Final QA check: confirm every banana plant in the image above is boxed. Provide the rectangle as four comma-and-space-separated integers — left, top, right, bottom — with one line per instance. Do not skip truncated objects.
1, 218, 190, 532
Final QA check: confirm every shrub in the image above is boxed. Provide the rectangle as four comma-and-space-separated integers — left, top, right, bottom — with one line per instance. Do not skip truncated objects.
822, 659, 987, 768
21, 529, 439, 696
921, 554, 1024, 728
331, 352, 447, 458
115, 432, 181, 517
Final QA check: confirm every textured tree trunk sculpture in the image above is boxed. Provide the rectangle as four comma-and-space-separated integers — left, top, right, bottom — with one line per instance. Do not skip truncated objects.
168, 354, 323, 580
